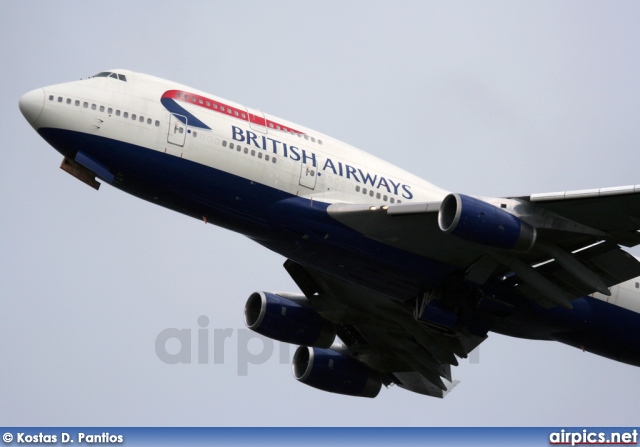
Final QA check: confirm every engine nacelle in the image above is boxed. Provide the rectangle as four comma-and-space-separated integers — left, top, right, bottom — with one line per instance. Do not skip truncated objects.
438, 193, 536, 252
244, 292, 336, 348
292, 346, 382, 398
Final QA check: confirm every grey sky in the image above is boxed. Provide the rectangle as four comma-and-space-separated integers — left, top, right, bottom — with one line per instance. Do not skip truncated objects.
2, 1, 640, 426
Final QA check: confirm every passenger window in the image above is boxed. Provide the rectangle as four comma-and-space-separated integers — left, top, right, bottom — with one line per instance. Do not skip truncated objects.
49, 95, 54, 101
251, 150, 255, 156
147, 118, 152, 125
222, 140, 227, 147
355, 186, 360, 192
116, 110, 121, 116
139, 116, 144, 122
123, 112, 128, 118
91, 104, 96, 110
369, 190, 374, 197
108, 108, 113, 114
265, 155, 270, 161
206, 101, 211, 107
83, 102, 88, 108
75, 100, 80, 106
390, 198, 395, 203
383, 195, 388, 201
132, 114, 136, 120
272, 157, 276, 163
58, 97, 63, 102
155, 120, 160, 127
318, 140, 323, 145
199, 99, 203, 105
244, 147, 248, 154
363, 188, 367, 194
229, 142, 234, 149
100, 106, 105, 112
234, 111, 239, 117
66, 98, 71, 105
376, 193, 381, 199
258, 152, 263, 159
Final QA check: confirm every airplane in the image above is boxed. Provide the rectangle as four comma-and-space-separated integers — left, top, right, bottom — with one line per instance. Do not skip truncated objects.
19, 69, 640, 398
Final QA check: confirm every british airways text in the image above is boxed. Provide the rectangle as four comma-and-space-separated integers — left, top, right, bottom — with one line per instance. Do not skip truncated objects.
231, 126, 413, 199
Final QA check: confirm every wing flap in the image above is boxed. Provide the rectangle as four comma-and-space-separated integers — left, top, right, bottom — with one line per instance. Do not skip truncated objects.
535, 242, 640, 292
284, 261, 495, 396
393, 372, 459, 398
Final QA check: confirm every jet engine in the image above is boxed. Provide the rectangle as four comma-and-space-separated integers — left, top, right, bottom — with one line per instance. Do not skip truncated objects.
438, 193, 536, 252
292, 346, 382, 398
244, 292, 336, 348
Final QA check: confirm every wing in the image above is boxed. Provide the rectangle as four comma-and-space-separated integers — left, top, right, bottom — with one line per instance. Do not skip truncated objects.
279, 185, 640, 397
327, 185, 640, 309
284, 260, 468, 397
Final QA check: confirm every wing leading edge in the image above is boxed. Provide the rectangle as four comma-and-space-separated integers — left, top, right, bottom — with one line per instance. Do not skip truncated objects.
327, 184, 640, 309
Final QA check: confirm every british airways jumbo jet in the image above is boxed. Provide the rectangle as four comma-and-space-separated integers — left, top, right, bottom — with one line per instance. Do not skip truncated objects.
19, 70, 640, 398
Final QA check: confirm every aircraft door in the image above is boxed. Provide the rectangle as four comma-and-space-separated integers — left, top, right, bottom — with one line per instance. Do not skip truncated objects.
299, 163, 317, 190
168, 113, 187, 147
245, 106, 267, 133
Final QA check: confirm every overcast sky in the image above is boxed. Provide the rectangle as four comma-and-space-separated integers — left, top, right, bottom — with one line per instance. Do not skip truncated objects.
2, 1, 640, 426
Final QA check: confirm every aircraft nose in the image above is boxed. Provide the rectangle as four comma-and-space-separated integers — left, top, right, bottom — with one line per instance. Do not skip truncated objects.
19, 88, 45, 126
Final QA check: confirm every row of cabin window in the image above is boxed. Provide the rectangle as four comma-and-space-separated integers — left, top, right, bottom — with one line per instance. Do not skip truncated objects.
218, 137, 400, 203
179, 92, 322, 145
48, 95, 161, 127
267, 122, 323, 145
355, 184, 401, 203
221, 140, 278, 164
183, 93, 249, 120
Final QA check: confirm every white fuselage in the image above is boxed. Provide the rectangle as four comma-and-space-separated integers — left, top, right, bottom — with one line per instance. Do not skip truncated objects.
33, 70, 449, 206
20, 69, 640, 321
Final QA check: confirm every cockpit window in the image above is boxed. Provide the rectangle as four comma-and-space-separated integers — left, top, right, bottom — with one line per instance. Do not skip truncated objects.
92, 71, 127, 82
